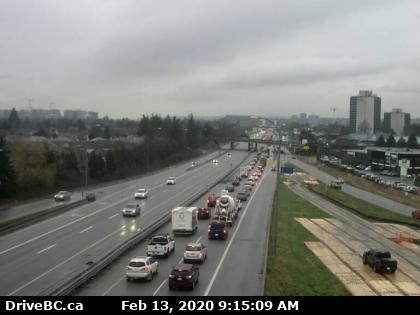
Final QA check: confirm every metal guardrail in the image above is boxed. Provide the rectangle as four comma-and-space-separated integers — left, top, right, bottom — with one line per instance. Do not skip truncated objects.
0, 199, 89, 237
48, 153, 251, 296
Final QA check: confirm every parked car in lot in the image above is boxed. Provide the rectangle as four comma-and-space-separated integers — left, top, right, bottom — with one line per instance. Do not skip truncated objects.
168, 264, 199, 290
126, 256, 158, 281
197, 207, 211, 219
166, 177, 176, 185
183, 243, 207, 263
363, 249, 397, 273
54, 191, 71, 201
122, 202, 141, 217
208, 221, 228, 240
134, 188, 148, 199
232, 179, 240, 186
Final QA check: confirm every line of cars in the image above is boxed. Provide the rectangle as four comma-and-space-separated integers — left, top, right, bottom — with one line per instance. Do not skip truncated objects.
319, 155, 419, 194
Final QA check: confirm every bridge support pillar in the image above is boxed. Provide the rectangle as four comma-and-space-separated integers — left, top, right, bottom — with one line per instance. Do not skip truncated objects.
254, 143, 258, 152
230, 142, 234, 150
248, 142, 251, 151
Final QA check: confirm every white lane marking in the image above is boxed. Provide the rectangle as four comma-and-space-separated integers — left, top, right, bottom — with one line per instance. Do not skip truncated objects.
102, 275, 126, 296
153, 280, 167, 296
37, 244, 56, 255
150, 196, 155, 200
203, 171, 270, 296
163, 189, 167, 193
100, 202, 107, 206
79, 226, 93, 234
153, 235, 203, 296
8, 225, 126, 296
0, 150, 233, 255
108, 213, 119, 220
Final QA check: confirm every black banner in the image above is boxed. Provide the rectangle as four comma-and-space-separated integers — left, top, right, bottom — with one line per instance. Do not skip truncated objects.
1, 296, 418, 314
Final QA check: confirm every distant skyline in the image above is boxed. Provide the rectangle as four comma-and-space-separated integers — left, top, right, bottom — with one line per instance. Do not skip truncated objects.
1, 0, 419, 119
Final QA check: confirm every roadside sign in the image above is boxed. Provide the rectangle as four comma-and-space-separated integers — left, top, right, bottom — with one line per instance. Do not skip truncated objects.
267, 159, 273, 164
280, 167, 294, 174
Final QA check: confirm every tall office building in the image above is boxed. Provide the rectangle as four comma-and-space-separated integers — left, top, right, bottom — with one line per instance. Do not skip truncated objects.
383, 109, 410, 136
349, 90, 381, 134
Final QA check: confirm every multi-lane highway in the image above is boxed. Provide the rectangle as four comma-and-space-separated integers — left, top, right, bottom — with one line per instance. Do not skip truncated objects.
75, 154, 277, 296
0, 147, 255, 296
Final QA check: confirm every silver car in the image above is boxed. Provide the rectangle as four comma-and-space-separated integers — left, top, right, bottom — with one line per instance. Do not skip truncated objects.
122, 202, 141, 217
126, 256, 159, 281
183, 243, 207, 263
54, 191, 71, 201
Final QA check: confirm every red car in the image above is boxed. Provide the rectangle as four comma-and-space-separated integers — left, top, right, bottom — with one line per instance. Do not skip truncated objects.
197, 207, 211, 219
207, 194, 219, 208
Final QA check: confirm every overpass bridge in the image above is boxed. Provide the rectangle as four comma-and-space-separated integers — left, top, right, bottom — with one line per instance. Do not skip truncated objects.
216, 137, 281, 151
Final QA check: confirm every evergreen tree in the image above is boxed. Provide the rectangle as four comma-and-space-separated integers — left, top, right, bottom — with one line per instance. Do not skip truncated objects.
8, 108, 20, 129
376, 135, 386, 146
385, 134, 396, 147
407, 134, 418, 148
186, 114, 198, 148
0, 138, 16, 198
397, 137, 406, 148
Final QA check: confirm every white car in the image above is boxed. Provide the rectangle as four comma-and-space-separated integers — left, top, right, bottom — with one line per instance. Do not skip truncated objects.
166, 177, 176, 185
126, 256, 158, 281
134, 188, 148, 199
183, 243, 207, 263
122, 202, 141, 217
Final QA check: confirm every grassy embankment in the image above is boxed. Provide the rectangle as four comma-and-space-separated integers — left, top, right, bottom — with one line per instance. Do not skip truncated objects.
265, 179, 350, 296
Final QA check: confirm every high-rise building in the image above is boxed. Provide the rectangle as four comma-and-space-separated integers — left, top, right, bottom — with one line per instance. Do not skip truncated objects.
349, 90, 381, 134
63, 110, 98, 120
383, 109, 410, 136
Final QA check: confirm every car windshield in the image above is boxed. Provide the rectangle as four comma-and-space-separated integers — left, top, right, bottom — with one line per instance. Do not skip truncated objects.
171, 270, 190, 276
376, 252, 391, 259
129, 261, 145, 267
168, 177, 175, 180
186, 245, 202, 251
211, 222, 225, 228
126, 204, 136, 209
150, 237, 168, 244
137, 189, 145, 192
57, 191, 67, 195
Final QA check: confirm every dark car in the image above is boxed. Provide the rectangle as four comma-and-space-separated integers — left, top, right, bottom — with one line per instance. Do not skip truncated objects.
363, 249, 397, 273
207, 194, 219, 208
225, 185, 234, 192
236, 191, 248, 201
411, 209, 420, 219
54, 191, 71, 201
168, 264, 199, 290
85, 193, 96, 202
330, 181, 342, 189
197, 207, 211, 220
232, 179, 240, 186
208, 221, 228, 240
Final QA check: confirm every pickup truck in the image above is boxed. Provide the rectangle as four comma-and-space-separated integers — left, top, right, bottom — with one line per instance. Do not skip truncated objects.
146, 234, 175, 258
362, 249, 398, 273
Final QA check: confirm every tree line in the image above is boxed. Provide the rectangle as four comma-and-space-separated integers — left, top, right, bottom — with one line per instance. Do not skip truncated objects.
0, 114, 244, 203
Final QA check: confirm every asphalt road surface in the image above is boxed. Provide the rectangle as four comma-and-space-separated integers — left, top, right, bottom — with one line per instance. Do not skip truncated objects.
75, 156, 277, 296
0, 147, 251, 296
288, 155, 415, 217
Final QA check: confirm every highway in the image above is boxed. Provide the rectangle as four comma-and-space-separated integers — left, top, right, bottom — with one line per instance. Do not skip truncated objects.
75, 154, 277, 296
0, 147, 251, 296
288, 155, 416, 217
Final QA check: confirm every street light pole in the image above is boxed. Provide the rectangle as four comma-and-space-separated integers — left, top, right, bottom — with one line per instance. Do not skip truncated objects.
85, 148, 94, 192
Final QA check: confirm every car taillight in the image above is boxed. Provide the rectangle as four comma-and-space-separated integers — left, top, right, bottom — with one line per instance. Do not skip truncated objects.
169, 274, 175, 278
126, 267, 132, 271
142, 267, 149, 272
208, 229, 211, 233
223, 229, 227, 234
185, 275, 192, 279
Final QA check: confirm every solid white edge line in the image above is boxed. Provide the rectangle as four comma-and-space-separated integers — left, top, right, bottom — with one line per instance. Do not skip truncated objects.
204, 170, 271, 296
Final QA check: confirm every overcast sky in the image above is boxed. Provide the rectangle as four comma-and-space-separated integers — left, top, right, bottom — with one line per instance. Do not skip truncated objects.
1, 0, 419, 119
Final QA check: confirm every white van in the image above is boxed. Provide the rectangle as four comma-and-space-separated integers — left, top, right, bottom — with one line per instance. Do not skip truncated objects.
171, 207, 198, 235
